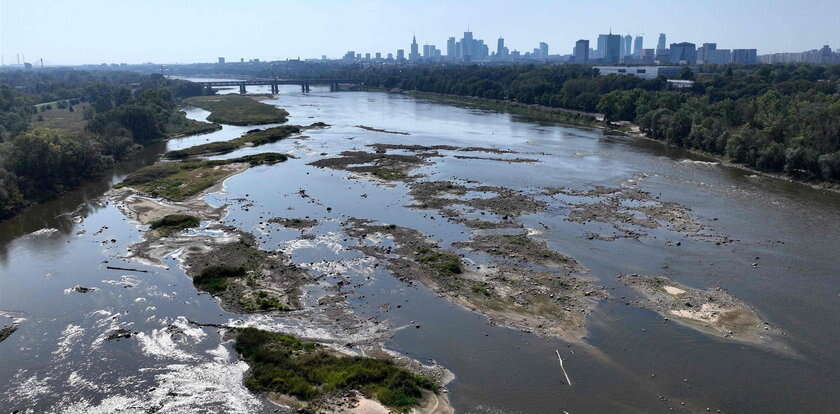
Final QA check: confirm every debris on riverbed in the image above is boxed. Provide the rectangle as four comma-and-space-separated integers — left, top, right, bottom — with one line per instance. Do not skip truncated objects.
344, 218, 606, 341
265, 217, 318, 230
617, 274, 786, 349
356, 125, 411, 135
0, 324, 18, 343
407, 180, 546, 229
183, 232, 310, 313
547, 185, 731, 243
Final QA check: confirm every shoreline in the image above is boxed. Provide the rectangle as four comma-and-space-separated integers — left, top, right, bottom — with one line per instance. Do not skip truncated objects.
381, 89, 840, 195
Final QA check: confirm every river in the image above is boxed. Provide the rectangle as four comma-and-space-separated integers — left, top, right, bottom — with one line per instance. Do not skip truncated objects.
1, 81, 839, 413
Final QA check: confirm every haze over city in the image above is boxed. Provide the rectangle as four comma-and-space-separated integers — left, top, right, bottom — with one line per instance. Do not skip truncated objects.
2, 0, 840, 65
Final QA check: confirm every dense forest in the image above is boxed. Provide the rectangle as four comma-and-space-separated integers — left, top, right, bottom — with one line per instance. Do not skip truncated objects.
342, 64, 840, 183
0, 70, 204, 219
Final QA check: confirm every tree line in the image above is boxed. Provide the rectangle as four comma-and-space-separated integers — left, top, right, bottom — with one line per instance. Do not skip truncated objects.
0, 70, 203, 219
341, 64, 840, 183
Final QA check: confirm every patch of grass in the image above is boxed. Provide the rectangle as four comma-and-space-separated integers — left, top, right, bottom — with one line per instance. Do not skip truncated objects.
372, 168, 407, 181
149, 214, 200, 235
416, 247, 463, 277
30, 103, 89, 133
116, 153, 288, 201
239, 291, 291, 312
185, 95, 289, 125
165, 125, 301, 159
165, 110, 221, 138
234, 327, 436, 412
193, 265, 246, 294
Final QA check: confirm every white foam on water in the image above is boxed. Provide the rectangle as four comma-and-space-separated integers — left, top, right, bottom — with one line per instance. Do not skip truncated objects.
282, 231, 346, 254
135, 317, 206, 361
53, 324, 85, 361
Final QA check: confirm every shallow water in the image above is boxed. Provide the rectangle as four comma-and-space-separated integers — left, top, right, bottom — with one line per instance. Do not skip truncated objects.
1, 83, 839, 413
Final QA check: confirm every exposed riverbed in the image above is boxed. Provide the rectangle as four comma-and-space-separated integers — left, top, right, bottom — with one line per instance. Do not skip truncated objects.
1, 82, 839, 413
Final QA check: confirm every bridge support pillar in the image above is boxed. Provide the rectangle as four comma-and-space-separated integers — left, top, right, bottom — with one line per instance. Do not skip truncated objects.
305, 82, 310, 93
239, 83, 246, 95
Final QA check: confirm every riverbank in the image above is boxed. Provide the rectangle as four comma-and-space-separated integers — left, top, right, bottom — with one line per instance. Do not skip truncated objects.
386, 89, 840, 194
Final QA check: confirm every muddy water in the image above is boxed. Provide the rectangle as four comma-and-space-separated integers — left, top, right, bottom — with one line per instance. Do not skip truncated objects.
1, 83, 839, 413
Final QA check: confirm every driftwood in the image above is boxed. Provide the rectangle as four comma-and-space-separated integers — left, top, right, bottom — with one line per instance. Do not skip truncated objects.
106, 266, 149, 273
556, 349, 572, 386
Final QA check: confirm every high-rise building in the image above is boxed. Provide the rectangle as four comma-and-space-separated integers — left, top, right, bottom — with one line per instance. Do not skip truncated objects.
732, 49, 758, 64
633, 36, 643, 56
217, 57, 225, 64
447, 37, 456, 58
396, 49, 405, 62
623, 35, 632, 58
604, 34, 622, 64
657, 33, 667, 52
497, 37, 505, 56
462, 31, 474, 60
574, 39, 590, 63
539, 42, 549, 58
670, 42, 697, 64
409, 36, 420, 61
597, 34, 609, 59
375, 52, 382, 60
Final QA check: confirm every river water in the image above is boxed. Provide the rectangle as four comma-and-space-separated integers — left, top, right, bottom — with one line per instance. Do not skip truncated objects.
1, 82, 839, 413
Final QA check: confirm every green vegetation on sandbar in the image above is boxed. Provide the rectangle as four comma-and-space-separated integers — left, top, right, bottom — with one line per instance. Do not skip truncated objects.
234, 327, 437, 411
166, 110, 221, 138
149, 214, 200, 235
184, 95, 289, 125
116, 153, 287, 201
166, 125, 301, 159
416, 247, 463, 277
193, 265, 246, 294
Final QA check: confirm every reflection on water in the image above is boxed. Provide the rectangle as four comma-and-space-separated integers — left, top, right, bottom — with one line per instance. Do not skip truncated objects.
1, 84, 839, 413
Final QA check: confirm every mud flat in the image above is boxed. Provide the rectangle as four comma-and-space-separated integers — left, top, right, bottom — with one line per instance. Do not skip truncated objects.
408, 181, 546, 225
266, 217, 319, 230
0, 324, 17, 343
309, 144, 535, 182
618, 274, 787, 350
344, 219, 606, 341
547, 185, 732, 243
356, 125, 411, 135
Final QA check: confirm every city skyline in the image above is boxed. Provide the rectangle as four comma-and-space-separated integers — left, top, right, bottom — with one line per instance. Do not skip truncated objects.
2, 0, 840, 65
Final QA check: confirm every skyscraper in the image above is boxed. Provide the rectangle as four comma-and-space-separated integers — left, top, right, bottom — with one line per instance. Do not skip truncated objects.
539, 42, 549, 58
657, 33, 667, 52
623, 35, 632, 59
462, 31, 474, 61
447, 37, 456, 58
601, 34, 622, 64
396, 49, 405, 61
597, 34, 609, 59
497, 37, 505, 56
633, 36, 643, 56
409, 35, 420, 61
574, 39, 589, 63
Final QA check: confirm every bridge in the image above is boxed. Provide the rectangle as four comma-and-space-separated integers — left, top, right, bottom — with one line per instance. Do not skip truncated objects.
194, 79, 363, 94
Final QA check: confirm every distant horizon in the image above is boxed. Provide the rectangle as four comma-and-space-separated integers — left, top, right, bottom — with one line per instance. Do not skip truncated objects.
2, 0, 839, 66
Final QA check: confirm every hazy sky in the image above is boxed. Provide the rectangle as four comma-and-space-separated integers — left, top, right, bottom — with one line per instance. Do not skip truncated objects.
1, 0, 838, 65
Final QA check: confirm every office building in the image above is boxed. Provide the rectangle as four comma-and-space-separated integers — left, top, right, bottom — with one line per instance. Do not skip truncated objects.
634, 36, 643, 56
732, 49, 758, 64
669, 42, 697, 64
539, 42, 549, 58
447, 37, 456, 58
604, 34, 622, 64
657, 33, 667, 53
574, 39, 590, 63
623, 35, 632, 58
217, 57, 225, 64
597, 34, 609, 59
396, 49, 405, 62
594, 65, 682, 79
